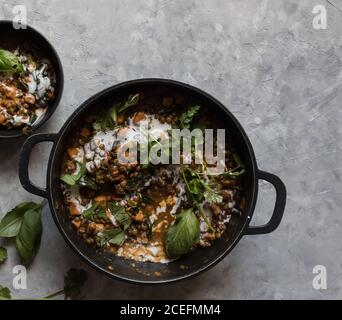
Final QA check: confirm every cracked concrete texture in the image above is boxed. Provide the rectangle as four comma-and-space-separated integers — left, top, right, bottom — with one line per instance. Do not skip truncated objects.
0, 0, 341, 299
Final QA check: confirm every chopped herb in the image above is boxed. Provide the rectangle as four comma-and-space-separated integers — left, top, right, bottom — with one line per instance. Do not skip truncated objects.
99, 228, 125, 246
179, 105, 200, 129
83, 204, 99, 219
108, 202, 131, 230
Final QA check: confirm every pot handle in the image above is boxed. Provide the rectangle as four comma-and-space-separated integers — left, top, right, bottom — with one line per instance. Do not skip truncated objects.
245, 170, 286, 235
19, 133, 58, 198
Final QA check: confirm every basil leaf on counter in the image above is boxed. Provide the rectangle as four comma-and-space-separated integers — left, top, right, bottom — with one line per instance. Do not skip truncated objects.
0, 247, 7, 264
165, 208, 200, 259
0, 202, 42, 237
15, 208, 43, 266
179, 105, 200, 129
0, 49, 24, 73
108, 202, 131, 230
0, 285, 11, 300
63, 268, 88, 300
99, 228, 125, 246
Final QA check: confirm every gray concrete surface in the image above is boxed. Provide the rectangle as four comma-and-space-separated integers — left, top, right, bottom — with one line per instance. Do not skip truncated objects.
0, 0, 341, 299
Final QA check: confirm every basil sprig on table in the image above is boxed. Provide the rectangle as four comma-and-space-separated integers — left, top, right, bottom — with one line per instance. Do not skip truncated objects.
0, 268, 88, 300
165, 208, 200, 259
0, 201, 44, 266
0, 285, 11, 300
0, 48, 24, 73
0, 247, 7, 264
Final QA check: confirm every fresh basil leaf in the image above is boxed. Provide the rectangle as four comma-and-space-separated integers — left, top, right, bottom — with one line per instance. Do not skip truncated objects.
0, 285, 11, 300
99, 228, 125, 246
0, 247, 7, 264
79, 175, 97, 190
179, 105, 200, 129
108, 202, 131, 230
165, 208, 200, 259
60, 161, 86, 186
0, 49, 24, 73
0, 202, 41, 237
64, 268, 88, 300
188, 178, 203, 195
83, 204, 99, 219
97, 207, 107, 220
60, 174, 77, 185
15, 208, 43, 266
93, 94, 140, 131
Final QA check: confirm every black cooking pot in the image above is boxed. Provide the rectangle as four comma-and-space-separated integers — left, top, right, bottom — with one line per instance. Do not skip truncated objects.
19, 79, 286, 284
0, 21, 63, 138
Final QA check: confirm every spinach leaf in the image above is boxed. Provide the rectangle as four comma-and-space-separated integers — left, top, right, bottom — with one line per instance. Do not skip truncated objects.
0, 49, 24, 73
179, 105, 200, 129
0, 285, 11, 300
0, 202, 42, 237
15, 208, 43, 266
0, 247, 7, 264
108, 202, 131, 230
99, 228, 125, 246
165, 208, 200, 259
60, 161, 86, 186
82, 203, 99, 219
63, 268, 88, 300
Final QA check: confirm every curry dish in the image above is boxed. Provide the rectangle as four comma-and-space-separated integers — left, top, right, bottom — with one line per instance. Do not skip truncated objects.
60, 90, 245, 263
0, 47, 55, 131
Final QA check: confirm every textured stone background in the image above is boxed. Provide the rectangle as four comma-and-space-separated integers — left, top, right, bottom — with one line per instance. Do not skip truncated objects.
0, 0, 341, 299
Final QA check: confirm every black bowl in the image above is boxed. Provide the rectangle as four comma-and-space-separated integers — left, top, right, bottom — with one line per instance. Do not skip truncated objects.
19, 79, 286, 284
0, 20, 63, 138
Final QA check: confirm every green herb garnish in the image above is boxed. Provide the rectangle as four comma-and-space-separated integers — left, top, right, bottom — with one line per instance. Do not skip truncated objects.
0, 49, 24, 74
108, 202, 131, 230
60, 161, 86, 186
93, 93, 140, 131
99, 228, 125, 246
79, 175, 97, 190
179, 105, 200, 129
165, 208, 200, 259
83, 203, 99, 219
